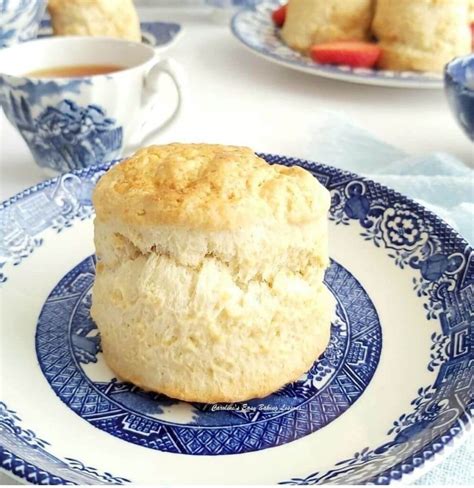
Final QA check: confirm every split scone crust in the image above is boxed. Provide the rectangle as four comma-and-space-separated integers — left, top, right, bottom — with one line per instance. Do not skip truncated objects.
47, 0, 141, 42
281, 0, 375, 53
92, 144, 333, 403
372, 0, 471, 73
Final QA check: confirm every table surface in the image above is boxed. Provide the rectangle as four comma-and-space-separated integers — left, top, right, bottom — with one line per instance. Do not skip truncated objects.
0, 7, 472, 486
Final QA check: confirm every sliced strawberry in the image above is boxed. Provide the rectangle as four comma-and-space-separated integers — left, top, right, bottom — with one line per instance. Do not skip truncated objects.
310, 41, 382, 69
272, 4, 287, 28
471, 23, 474, 51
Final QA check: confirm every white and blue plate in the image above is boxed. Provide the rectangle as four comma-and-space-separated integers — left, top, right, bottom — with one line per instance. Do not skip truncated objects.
0, 154, 472, 484
38, 19, 183, 50
231, 1, 444, 89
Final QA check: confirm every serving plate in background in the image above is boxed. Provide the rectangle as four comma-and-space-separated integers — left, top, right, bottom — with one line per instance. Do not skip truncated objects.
231, 1, 444, 89
0, 154, 472, 484
38, 19, 183, 50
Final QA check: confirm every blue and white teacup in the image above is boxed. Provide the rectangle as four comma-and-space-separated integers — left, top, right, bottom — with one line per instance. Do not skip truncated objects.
0, 0, 47, 48
0, 36, 185, 174
445, 54, 474, 142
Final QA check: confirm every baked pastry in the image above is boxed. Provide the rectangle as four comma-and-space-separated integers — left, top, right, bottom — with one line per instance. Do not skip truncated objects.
372, 0, 471, 72
281, 0, 375, 53
91, 143, 333, 403
470, 0, 474, 22
47, 0, 141, 42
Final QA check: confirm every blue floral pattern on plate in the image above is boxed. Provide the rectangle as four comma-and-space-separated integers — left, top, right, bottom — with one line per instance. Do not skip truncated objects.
0, 154, 472, 484
35, 255, 381, 455
231, 1, 443, 89
0, 402, 130, 484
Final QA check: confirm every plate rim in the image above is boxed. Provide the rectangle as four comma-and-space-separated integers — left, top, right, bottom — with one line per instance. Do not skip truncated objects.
231, 2, 444, 89
0, 155, 472, 485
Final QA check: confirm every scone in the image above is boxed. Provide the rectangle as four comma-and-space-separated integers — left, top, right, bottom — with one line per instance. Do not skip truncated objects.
91, 143, 333, 403
47, 0, 141, 42
372, 0, 471, 72
281, 0, 375, 53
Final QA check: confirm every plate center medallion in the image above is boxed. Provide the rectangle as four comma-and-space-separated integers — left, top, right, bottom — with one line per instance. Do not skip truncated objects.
36, 256, 382, 455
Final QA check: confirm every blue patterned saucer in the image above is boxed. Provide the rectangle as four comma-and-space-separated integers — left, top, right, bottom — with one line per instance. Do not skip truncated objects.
38, 19, 182, 49
231, 1, 443, 89
0, 154, 472, 484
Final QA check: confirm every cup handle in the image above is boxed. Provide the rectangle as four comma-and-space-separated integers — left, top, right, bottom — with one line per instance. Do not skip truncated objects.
126, 58, 185, 154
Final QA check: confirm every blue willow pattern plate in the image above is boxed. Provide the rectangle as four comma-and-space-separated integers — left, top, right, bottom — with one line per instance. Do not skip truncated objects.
231, 1, 444, 89
0, 154, 472, 484
38, 19, 182, 49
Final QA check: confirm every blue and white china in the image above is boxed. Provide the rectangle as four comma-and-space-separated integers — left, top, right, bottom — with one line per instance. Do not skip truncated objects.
207, 0, 261, 23
38, 19, 183, 50
0, 36, 185, 175
0, 0, 46, 48
206, 0, 260, 7
0, 154, 472, 484
445, 54, 474, 141
231, 1, 444, 89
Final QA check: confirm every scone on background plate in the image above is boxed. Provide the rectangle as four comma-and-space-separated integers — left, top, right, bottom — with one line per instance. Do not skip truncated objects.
372, 0, 472, 73
47, 0, 141, 42
281, 0, 375, 53
91, 143, 334, 403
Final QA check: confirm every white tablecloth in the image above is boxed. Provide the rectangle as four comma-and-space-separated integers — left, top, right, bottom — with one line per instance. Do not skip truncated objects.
0, 8, 472, 486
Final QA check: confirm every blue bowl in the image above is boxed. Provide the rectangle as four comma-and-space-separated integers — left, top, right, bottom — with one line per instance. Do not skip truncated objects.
445, 54, 474, 141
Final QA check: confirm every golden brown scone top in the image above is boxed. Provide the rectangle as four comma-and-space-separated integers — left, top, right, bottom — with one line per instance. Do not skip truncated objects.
48, 0, 141, 42
93, 144, 330, 230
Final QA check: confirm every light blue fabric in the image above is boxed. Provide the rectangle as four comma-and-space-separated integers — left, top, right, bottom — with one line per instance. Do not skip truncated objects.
305, 112, 473, 485
306, 112, 474, 244
413, 435, 474, 485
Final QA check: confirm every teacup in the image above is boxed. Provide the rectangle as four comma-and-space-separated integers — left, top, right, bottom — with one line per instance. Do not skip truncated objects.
0, 0, 47, 48
0, 36, 185, 174
445, 54, 474, 141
